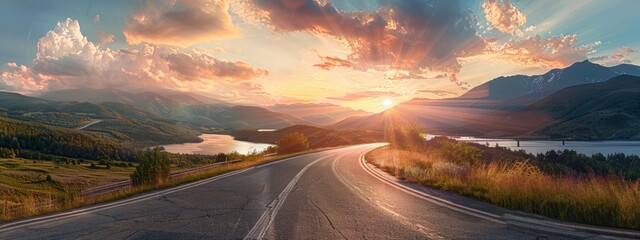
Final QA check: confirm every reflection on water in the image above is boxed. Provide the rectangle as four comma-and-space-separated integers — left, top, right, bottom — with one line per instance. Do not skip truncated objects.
427, 135, 640, 156
257, 129, 277, 132
161, 134, 274, 155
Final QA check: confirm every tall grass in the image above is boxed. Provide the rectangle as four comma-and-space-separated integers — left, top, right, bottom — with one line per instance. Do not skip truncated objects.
0, 147, 335, 221
367, 147, 640, 229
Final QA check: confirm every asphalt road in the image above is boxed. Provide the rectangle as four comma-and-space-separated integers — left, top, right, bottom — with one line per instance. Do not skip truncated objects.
0, 144, 612, 239
75, 120, 102, 130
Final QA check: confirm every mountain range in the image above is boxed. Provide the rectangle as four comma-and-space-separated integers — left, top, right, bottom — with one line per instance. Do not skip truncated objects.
331, 61, 640, 140
39, 88, 309, 129
526, 75, 640, 139
460, 60, 623, 101
3, 60, 640, 141
39, 88, 367, 128
267, 103, 370, 125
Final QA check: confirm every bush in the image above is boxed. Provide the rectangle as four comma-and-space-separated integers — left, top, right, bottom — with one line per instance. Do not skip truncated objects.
386, 123, 427, 150
131, 148, 170, 186
215, 153, 227, 162
45, 175, 52, 182
277, 132, 309, 155
0, 147, 16, 158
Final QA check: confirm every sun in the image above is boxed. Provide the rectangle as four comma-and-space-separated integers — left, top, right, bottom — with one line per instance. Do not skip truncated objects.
383, 98, 393, 107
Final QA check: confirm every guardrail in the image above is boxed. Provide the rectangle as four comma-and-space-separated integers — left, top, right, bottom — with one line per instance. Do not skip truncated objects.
80, 160, 241, 198
3, 160, 241, 217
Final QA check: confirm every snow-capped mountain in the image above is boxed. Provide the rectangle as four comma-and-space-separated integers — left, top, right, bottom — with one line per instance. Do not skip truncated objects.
459, 60, 640, 101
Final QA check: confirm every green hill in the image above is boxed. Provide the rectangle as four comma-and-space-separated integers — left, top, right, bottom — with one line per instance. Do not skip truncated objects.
526, 75, 640, 139
0, 91, 199, 145
0, 117, 135, 161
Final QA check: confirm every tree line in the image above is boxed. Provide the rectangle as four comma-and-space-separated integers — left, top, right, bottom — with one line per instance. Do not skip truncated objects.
386, 123, 640, 180
0, 117, 136, 161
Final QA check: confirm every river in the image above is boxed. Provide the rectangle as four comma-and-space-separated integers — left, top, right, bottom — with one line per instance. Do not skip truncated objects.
161, 134, 274, 155
427, 135, 640, 156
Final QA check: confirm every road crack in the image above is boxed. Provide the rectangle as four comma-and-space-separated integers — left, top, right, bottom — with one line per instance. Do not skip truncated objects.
310, 199, 347, 240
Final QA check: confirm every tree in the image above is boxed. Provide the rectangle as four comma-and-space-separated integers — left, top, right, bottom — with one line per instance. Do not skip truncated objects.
215, 153, 227, 162
0, 147, 15, 158
277, 132, 309, 155
131, 148, 170, 186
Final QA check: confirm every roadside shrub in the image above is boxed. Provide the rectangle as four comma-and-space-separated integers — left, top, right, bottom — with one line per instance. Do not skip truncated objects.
440, 141, 482, 166
386, 123, 427, 150
131, 148, 170, 186
262, 146, 277, 155
215, 153, 227, 162
277, 132, 309, 155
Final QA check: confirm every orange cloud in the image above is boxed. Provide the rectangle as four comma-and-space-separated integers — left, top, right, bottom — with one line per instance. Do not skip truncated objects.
313, 56, 354, 70
123, 0, 239, 46
482, 0, 527, 35
165, 52, 269, 81
487, 34, 598, 68
589, 47, 636, 66
243, 0, 486, 88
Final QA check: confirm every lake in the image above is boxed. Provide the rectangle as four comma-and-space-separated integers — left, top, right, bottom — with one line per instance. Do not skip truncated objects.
427, 135, 640, 156
161, 134, 274, 155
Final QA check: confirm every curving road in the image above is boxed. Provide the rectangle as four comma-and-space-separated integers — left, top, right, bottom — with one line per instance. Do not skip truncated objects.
0, 144, 625, 239
75, 120, 102, 130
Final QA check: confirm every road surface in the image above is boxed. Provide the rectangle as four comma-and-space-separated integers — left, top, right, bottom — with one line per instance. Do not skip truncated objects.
75, 120, 102, 130
0, 144, 623, 239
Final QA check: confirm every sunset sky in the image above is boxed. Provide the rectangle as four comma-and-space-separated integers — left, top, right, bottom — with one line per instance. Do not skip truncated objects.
1, 0, 638, 112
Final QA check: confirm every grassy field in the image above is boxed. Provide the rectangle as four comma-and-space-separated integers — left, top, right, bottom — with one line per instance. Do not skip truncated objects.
366, 146, 640, 230
0, 158, 134, 207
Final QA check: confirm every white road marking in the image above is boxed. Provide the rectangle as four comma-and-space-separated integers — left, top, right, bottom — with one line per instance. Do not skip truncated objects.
358, 146, 640, 239
0, 150, 341, 234
244, 153, 338, 240
330, 147, 444, 239
358, 149, 505, 224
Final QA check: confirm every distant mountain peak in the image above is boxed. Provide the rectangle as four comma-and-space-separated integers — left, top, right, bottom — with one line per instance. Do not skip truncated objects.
460, 60, 639, 102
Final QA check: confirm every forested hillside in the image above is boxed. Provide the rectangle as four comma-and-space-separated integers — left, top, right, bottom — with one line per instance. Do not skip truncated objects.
0, 117, 135, 161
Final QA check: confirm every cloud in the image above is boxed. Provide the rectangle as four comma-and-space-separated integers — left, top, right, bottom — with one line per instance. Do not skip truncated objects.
524, 25, 536, 32
243, 0, 486, 88
0, 18, 268, 93
327, 90, 400, 101
93, 15, 100, 24
313, 56, 354, 70
123, 0, 239, 46
164, 52, 269, 81
487, 34, 598, 68
589, 47, 636, 66
418, 89, 457, 97
482, 0, 526, 35
95, 29, 115, 45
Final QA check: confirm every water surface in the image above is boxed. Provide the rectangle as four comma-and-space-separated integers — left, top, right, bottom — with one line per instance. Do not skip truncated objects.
427, 135, 640, 156
162, 134, 274, 155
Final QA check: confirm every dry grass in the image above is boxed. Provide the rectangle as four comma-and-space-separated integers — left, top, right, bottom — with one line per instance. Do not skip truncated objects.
0, 147, 335, 221
366, 147, 640, 230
